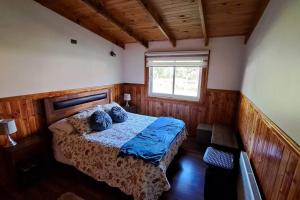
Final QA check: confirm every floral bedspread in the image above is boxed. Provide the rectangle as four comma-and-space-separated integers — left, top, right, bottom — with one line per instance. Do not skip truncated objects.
53, 113, 188, 200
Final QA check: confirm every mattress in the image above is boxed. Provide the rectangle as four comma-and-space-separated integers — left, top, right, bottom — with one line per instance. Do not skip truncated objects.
51, 113, 188, 200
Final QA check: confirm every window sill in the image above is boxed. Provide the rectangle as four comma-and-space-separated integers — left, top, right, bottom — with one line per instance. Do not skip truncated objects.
146, 94, 203, 104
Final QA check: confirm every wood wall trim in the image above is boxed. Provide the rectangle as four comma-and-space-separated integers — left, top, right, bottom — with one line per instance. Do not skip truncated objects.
0, 84, 121, 102
237, 94, 300, 199
207, 89, 240, 93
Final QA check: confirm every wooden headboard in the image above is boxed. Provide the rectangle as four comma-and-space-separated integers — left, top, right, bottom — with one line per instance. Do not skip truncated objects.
44, 89, 112, 125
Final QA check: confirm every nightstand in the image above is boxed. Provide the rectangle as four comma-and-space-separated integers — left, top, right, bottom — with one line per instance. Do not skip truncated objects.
0, 133, 51, 187
123, 105, 138, 113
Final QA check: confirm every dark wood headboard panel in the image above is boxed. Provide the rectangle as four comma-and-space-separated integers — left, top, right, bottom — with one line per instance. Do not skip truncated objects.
44, 89, 112, 125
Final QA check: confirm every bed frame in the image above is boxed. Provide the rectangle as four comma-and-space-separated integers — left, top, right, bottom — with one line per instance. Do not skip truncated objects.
44, 89, 112, 125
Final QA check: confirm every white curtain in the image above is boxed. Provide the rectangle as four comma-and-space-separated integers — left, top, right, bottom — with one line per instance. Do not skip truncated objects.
145, 50, 209, 67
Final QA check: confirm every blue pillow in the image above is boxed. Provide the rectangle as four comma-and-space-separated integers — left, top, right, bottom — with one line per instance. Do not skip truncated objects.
89, 111, 112, 131
109, 106, 128, 123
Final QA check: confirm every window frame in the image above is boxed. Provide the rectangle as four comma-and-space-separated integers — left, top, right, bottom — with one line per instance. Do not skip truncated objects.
145, 53, 209, 104
148, 66, 203, 101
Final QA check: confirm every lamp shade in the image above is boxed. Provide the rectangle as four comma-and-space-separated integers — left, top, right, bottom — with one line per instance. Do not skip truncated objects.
124, 93, 131, 101
0, 119, 17, 135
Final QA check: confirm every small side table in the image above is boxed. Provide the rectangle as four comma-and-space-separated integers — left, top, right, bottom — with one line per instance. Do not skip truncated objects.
196, 123, 212, 146
123, 105, 138, 113
0, 133, 51, 187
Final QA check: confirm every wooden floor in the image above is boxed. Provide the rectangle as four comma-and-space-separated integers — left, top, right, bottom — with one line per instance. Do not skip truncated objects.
0, 138, 207, 200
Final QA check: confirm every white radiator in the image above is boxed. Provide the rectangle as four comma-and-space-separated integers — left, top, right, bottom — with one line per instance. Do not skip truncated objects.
237, 152, 262, 200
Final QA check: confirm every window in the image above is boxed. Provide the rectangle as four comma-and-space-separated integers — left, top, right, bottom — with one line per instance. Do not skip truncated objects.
147, 51, 208, 101
149, 66, 202, 100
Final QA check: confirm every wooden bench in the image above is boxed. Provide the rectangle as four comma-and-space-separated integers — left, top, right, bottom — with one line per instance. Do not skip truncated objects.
211, 124, 239, 150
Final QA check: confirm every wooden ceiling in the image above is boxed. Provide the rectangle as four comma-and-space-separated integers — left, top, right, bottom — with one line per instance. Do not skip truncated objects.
35, 0, 269, 48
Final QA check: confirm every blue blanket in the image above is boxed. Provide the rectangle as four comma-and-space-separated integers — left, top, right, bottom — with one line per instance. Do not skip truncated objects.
119, 117, 185, 166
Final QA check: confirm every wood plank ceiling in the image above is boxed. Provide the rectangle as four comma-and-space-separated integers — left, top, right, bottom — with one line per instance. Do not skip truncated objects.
35, 0, 269, 48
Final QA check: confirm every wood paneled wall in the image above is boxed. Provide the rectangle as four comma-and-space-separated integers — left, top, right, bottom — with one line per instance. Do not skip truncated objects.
0, 83, 240, 146
0, 84, 122, 146
122, 83, 240, 134
237, 94, 300, 200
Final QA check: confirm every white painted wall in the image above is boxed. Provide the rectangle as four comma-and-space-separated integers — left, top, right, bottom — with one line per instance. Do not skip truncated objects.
241, 0, 300, 144
0, 0, 123, 98
123, 37, 245, 90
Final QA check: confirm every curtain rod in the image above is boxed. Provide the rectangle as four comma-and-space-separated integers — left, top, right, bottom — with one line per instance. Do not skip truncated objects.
145, 50, 209, 57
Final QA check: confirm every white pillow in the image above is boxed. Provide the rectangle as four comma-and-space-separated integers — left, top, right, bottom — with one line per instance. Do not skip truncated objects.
102, 102, 125, 112
48, 118, 75, 135
67, 105, 103, 135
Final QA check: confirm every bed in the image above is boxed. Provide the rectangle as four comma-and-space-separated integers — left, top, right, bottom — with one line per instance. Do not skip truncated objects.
44, 89, 188, 200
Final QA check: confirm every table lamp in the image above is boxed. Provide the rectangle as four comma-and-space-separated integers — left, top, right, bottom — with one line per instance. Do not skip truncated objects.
0, 119, 17, 148
124, 93, 131, 107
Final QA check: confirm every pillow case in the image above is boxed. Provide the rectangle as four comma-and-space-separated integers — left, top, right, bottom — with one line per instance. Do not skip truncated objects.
89, 111, 112, 131
102, 102, 125, 113
48, 118, 75, 135
109, 106, 128, 123
68, 105, 102, 135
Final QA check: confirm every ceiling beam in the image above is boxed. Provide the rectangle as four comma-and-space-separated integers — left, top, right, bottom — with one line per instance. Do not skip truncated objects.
75, 18, 125, 49
137, 0, 176, 47
245, 0, 270, 44
81, 0, 148, 48
197, 0, 208, 46
34, 0, 125, 49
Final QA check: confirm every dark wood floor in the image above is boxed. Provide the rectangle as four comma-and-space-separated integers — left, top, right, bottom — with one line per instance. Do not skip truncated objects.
0, 137, 207, 200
